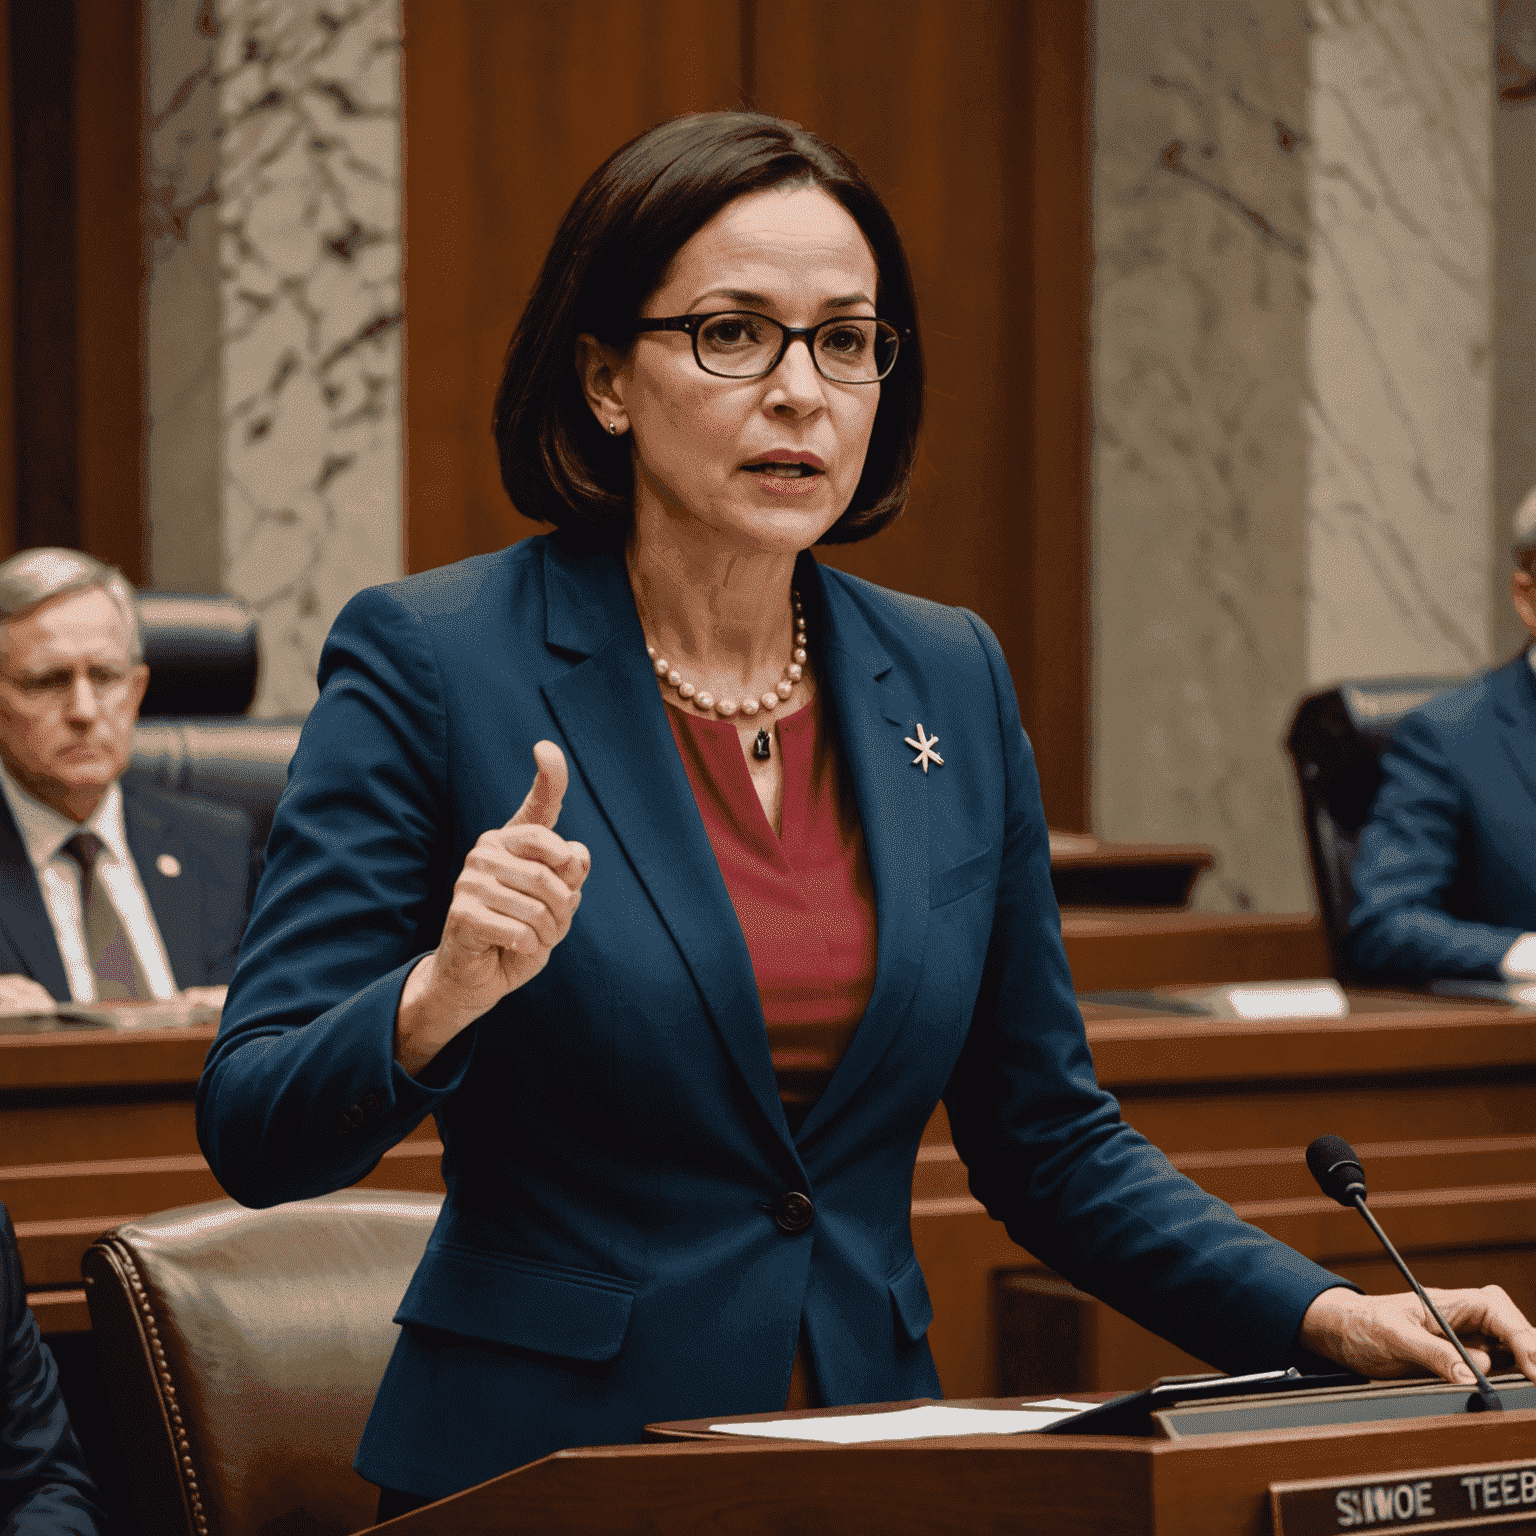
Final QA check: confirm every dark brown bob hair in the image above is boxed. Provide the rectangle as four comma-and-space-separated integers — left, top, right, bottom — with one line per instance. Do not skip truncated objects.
492, 111, 923, 547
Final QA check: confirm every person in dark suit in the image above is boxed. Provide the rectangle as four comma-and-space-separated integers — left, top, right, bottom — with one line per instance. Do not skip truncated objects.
1349, 491, 1536, 984
196, 113, 1536, 1517
0, 1202, 105, 1533
0, 548, 249, 1010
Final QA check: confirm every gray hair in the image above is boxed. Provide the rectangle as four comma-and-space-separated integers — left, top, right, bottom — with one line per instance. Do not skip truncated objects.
1514, 485, 1536, 562
0, 548, 142, 663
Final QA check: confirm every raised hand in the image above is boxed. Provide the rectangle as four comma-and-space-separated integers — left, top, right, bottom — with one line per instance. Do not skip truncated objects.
395, 741, 591, 1074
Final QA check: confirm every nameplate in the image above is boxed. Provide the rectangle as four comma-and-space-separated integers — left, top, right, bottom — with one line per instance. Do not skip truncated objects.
1272, 1459, 1536, 1533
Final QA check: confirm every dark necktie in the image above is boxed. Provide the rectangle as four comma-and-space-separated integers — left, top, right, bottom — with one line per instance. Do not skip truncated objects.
62, 832, 149, 1001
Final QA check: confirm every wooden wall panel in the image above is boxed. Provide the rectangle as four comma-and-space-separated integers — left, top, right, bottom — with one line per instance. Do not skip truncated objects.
3, 0, 145, 579
73, 0, 145, 583
0, 0, 13, 560
9, 0, 77, 551
1023, 0, 1092, 829
401, 0, 747, 575
401, 0, 1092, 825
754, 0, 1091, 828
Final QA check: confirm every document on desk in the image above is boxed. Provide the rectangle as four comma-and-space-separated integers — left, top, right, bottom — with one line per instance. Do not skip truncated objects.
710, 1399, 1094, 1443
0, 986, 225, 1030
56, 997, 222, 1028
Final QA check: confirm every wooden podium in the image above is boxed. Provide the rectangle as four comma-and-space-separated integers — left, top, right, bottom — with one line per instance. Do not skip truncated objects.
358, 1394, 1536, 1534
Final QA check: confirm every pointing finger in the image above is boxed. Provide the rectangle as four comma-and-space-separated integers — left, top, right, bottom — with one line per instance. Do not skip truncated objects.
509, 741, 568, 831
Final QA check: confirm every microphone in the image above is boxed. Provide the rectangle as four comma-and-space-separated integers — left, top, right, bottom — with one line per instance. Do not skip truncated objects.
1306, 1135, 1502, 1412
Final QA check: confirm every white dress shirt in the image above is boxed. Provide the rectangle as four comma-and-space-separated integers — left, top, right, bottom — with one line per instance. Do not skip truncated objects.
1500, 648, 1536, 978
0, 763, 178, 1001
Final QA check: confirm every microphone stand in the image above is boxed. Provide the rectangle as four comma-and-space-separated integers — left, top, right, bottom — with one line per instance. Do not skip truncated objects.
1348, 1193, 1503, 1413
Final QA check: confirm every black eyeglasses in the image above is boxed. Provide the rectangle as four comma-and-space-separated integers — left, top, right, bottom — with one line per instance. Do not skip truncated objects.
630, 310, 905, 384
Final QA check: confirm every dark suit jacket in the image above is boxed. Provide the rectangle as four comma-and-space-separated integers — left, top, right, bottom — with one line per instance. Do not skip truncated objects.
197, 535, 1348, 1502
1348, 654, 1536, 983
0, 1204, 104, 1534
0, 779, 250, 1000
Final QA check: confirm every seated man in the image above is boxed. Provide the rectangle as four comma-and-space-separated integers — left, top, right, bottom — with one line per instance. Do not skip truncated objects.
1348, 491, 1536, 983
0, 548, 249, 1011
1, 1202, 104, 1533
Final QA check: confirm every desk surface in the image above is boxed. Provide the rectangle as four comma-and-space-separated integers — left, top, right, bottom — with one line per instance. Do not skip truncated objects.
362, 1405, 1536, 1536
0, 988, 1519, 1091
646, 1394, 1109, 1442
6, 990, 1534, 1379
1081, 988, 1533, 1087
1048, 833, 1215, 870
1061, 909, 1330, 988
0, 1020, 217, 1092
1048, 833, 1216, 911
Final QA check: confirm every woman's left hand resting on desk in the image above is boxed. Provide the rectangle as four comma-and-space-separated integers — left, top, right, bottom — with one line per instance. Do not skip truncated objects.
1301, 1284, 1536, 1383
393, 740, 591, 1075
0, 973, 58, 1015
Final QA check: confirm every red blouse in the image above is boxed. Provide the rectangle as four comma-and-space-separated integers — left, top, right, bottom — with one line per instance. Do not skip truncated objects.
666, 693, 878, 1132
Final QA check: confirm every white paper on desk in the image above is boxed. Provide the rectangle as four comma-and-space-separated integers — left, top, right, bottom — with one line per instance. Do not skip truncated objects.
1182, 980, 1348, 1022
55, 998, 220, 1029
710, 1400, 1094, 1443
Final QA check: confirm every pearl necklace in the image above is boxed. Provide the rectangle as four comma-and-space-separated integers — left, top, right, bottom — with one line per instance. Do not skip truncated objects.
646, 591, 807, 755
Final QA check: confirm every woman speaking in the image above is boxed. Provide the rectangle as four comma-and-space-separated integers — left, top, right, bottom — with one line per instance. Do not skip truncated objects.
197, 112, 1536, 1517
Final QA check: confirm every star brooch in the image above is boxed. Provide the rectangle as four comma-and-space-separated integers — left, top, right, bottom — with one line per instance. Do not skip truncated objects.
904, 723, 944, 774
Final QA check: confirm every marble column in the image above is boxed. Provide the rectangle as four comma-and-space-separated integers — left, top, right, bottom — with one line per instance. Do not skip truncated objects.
144, 0, 403, 717
1092, 0, 1314, 912
1092, 0, 1505, 913
1493, 3, 1536, 658
1304, 0, 1495, 683
145, 0, 222, 595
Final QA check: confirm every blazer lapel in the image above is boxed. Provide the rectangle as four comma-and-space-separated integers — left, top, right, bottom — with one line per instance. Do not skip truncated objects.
538, 541, 793, 1149
124, 788, 202, 988
1493, 653, 1536, 808
0, 796, 70, 1000
792, 559, 930, 1142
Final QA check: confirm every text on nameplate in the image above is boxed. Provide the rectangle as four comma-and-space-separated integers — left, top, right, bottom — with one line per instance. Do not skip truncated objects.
1271, 1459, 1536, 1534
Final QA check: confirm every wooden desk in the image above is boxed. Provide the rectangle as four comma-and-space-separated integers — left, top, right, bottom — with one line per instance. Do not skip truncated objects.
10, 991, 1533, 1415
362, 1404, 1536, 1535
917, 990, 1536, 1398
0, 1021, 443, 1334
1048, 831, 1215, 910
1061, 909, 1330, 990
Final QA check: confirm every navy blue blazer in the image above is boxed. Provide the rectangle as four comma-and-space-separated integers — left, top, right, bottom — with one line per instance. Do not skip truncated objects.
1348, 654, 1536, 983
197, 536, 1346, 1501
0, 1204, 104, 1534
0, 780, 251, 1000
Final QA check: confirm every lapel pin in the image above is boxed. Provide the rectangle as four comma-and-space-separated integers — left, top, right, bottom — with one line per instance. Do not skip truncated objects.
904, 724, 944, 775
156, 854, 181, 879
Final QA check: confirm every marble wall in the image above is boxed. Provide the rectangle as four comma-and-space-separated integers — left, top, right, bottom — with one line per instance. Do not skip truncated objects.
1304, 1, 1494, 683
1092, 0, 1508, 912
144, 0, 404, 716
1493, 49, 1536, 659
145, 0, 222, 595
139, 0, 1522, 892
1092, 0, 1315, 912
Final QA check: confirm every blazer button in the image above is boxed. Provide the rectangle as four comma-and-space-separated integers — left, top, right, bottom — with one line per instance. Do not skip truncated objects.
360, 1091, 381, 1116
772, 1192, 815, 1234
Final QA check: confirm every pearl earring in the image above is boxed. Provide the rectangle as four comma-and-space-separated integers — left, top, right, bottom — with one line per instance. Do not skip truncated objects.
608, 421, 619, 435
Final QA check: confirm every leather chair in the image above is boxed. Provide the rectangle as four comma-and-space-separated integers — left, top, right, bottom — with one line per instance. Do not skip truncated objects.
83, 1190, 442, 1536
137, 593, 261, 718
127, 717, 304, 890
126, 593, 305, 887
1284, 676, 1460, 978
